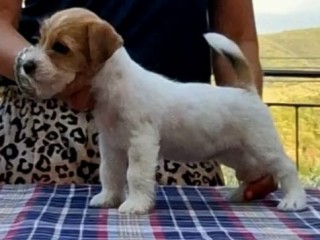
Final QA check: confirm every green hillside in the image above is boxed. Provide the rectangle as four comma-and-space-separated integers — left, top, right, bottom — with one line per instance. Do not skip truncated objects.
259, 27, 320, 70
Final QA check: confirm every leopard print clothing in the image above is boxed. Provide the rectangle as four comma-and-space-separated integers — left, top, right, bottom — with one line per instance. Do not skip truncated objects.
0, 86, 224, 186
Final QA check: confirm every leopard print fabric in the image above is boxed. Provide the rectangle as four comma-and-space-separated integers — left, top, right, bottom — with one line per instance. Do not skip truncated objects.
0, 86, 224, 186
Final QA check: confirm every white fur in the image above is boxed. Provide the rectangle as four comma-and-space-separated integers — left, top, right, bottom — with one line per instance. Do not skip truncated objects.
89, 33, 307, 214
21, 33, 307, 214
203, 33, 245, 62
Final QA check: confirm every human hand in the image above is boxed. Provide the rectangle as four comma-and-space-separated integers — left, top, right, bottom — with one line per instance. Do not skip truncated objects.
57, 74, 94, 111
243, 175, 278, 201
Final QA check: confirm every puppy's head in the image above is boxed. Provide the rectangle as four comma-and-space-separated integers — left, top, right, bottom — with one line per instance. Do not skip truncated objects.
16, 8, 123, 99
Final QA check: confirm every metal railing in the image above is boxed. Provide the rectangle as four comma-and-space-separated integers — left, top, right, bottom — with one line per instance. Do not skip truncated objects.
266, 102, 320, 170
264, 69, 320, 79
263, 69, 320, 170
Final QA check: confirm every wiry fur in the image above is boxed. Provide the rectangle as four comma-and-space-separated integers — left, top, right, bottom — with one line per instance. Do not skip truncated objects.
16, 8, 307, 214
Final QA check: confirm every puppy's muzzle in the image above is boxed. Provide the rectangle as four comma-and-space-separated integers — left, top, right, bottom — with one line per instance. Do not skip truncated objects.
22, 60, 37, 75
14, 46, 38, 98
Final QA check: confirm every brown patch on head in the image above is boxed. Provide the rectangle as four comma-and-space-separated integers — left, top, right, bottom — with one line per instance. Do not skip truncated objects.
39, 8, 123, 78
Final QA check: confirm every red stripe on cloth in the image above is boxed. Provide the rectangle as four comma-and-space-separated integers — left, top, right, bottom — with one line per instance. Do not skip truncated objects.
150, 210, 166, 240
97, 208, 108, 239
212, 188, 256, 240
4, 185, 41, 240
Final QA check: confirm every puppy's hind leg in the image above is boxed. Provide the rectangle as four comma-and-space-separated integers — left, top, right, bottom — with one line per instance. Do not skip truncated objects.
219, 150, 250, 202
243, 111, 307, 211
90, 134, 127, 208
119, 125, 159, 214
249, 143, 307, 211
226, 182, 247, 202
272, 155, 307, 211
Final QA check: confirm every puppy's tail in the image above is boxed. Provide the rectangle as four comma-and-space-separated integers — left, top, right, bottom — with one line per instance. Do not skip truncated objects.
204, 33, 256, 93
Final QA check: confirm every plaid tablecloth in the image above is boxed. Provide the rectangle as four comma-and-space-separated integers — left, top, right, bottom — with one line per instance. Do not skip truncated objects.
0, 185, 319, 240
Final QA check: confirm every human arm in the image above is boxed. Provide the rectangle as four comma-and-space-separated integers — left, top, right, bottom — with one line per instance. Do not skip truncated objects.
209, 0, 263, 95
209, 0, 278, 199
0, 0, 31, 80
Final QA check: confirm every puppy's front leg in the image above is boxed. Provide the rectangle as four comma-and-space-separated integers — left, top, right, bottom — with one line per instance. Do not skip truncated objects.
90, 134, 127, 208
119, 126, 159, 214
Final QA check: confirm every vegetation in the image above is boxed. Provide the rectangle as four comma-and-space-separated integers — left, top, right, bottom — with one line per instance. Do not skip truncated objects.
223, 28, 320, 187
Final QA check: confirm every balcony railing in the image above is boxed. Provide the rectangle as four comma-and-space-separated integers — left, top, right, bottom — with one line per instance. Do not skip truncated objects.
264, 69, 320, 79
266, 102, 320, 170
263, 69, 320, 170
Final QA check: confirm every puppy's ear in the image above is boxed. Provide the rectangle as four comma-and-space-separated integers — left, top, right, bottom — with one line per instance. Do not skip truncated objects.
87, 21, 123, 69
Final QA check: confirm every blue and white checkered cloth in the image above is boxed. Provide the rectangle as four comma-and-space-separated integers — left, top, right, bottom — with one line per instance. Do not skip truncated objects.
0, 184, 319, 240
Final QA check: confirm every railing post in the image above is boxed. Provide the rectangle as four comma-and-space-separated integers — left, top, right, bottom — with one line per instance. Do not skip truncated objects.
295, 106, 300, 170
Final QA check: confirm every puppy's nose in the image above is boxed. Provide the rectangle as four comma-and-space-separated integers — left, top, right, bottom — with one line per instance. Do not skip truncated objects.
23, 60, 37, 75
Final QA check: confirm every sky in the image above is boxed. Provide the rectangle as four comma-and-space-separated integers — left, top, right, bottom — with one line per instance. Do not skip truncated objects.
253, 0, 320, 34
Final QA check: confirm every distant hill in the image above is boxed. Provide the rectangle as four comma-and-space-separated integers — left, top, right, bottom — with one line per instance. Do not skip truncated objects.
258, 28, 320, 70
260, 28, 320, 104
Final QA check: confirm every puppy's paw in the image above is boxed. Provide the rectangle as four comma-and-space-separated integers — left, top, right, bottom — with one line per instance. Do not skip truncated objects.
89, 191, 122, 208
277, 191, 307, 211
226, 184, 247, 202
118, 196, 154, 215
226, 188, 244, 202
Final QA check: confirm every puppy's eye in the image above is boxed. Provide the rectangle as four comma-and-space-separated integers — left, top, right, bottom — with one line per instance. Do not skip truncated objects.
52, 41, 70, 54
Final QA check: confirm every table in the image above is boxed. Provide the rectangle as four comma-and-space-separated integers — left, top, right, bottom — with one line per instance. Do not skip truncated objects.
0, 185, 319, 240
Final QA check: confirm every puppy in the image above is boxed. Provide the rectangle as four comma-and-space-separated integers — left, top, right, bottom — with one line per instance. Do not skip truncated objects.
16, 8, 307, 214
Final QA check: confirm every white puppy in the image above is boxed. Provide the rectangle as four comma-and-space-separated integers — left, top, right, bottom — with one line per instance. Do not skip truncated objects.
15, 8, 307, 214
